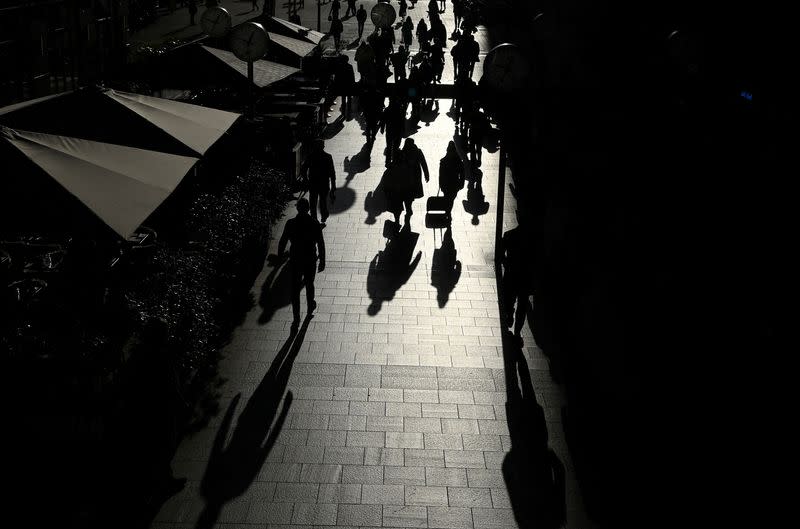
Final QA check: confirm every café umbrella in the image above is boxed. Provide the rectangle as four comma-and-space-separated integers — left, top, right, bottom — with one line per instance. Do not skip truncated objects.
1, 126, 198, 239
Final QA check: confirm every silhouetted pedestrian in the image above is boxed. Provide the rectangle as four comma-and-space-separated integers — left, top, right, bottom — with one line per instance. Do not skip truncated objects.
361, 89, 382, 141
399, 0, 408, 19
452, 0, 463, 34
391, 45, 409, 82
401, 16, 414, 49
277, 198, 326, 322
379, 101, 404, 165
398, 138, 429, 217
468, 108, 489, 165
466, 32, 480, 78
330, 16, 344, 50
416, 18, 429, 49
438, 141, 464, 216
501, 218, 533, 338
345, 0, 357, 17
430, 45, 444, 82
188, 1, 197, 25
329, 0, 340, 21
300, 139, 337, 224
429, 11, 446, 48
355, 40, 377, 87
428, 0, 438, 17
333, 55, 355, 113
356, 5, 367, 38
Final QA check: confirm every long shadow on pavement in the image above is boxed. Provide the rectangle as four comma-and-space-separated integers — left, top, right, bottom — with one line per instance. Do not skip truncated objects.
195, 318, 311, 529
498, 267, 567, 528
366, 222, 422, 315
258, 257, 292, 324
430, 226, 462, 307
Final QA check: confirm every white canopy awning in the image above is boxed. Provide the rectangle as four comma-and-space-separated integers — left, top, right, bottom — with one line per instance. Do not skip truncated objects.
201, 46, 300, 88
270, 16, 326, 45
2, 126, 198, 238
267, 32, 317, 58
102, 89, 240, 155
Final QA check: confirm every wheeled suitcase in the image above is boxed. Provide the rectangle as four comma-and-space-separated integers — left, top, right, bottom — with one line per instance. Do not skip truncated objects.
425, 189, 450, 229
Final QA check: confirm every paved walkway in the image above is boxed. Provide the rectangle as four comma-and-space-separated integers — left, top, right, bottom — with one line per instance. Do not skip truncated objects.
151, 6, 595, 529
151, 97, 594, 528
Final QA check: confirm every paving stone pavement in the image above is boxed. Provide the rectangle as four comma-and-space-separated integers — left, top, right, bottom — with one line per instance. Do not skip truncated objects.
151, 7, 595, 529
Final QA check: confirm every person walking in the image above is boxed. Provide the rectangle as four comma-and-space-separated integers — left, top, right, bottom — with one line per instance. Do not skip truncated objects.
430, 44, 444, 83
452, 0, 463, 34
427, 0, 438, 17
438, 140, 465, 217
398, 138, 429, 217
328, 0, 341, 21
356, 5, 367, 39
188, 1, 197, 25
277, 198, 326, 323
355, 40, 377, 87
416, 18, 429, 50
345, 0, 357, 17
500, 218, 533, 340
362, 89, 382, 142
300, 139, 337, 225
333, 55, 355, 113
468, 108, 489, 166
401, 16, 414, 49
399, 0, 408, 19
330, 16, 344, 50
466, 32, 480, 78
391, 45, 409, 82
379, 100, 405, 165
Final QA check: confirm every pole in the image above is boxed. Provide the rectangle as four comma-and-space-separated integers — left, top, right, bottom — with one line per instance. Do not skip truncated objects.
248, 60, 254, 117
494, 138, 506, 265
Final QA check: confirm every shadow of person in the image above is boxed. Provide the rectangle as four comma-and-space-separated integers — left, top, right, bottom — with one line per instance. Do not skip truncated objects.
344, 141, 374, 184
501, 329, 567, 529
196, 319, 311, 529
258, 258, 293, 324
366, 224, 422, 315
430, 227, 461, 308
462, 181, 490, 225
364, 167, 391, 224
420, 99, 440, 127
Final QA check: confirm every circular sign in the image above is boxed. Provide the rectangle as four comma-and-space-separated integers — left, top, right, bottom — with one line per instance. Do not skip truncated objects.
370, 3, 397, 29
230, 22, 269, 62
482, 43, 530, 95
200, 7, 232, 38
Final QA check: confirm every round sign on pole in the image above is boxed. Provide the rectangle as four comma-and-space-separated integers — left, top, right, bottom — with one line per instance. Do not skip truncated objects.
482, 43, 530, 95
370, 3, 397, 29
200, 7, 232, 38
230, 22, 270, 62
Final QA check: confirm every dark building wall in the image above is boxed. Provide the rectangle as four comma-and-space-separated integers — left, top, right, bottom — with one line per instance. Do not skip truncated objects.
0, 0, 128, 106
484, 1, 790, 527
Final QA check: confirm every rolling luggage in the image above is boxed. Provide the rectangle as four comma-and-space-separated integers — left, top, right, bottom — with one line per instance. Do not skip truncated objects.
425, 188, 450, 229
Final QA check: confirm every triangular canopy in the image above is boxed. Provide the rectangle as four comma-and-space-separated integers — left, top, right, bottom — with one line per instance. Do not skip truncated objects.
267, 32, 317, 58
270, 16, 326, 44
102, 89, 240, 155
201, 46, 300, 88
2, 126, 198, 238
0, 87, 241, 157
